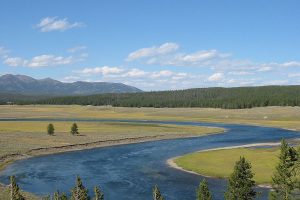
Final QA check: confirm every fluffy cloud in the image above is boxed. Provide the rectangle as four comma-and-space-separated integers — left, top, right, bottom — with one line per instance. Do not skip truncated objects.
208, 73, 224, 82
4, 54, 82, 67
126, 43, 300, 74
67, 46, 87, 53
126, 42, 179, 61
81, 66, 124, 75
36, 17, 84, 32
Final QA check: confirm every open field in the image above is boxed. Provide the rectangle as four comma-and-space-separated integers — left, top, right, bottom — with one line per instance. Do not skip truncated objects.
0, 105, 300, 131
173, 145, 298, 185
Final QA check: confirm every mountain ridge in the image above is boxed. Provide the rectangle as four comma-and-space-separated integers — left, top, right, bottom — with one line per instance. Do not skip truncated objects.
0, 74, 142, 96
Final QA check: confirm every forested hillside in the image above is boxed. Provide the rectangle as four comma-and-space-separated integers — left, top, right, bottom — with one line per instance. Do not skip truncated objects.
30, 85, 300, 109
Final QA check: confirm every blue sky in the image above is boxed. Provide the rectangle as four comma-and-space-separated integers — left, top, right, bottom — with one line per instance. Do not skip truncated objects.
0, 0, 300, 91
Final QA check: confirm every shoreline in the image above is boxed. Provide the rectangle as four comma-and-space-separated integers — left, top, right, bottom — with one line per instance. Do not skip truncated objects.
166, 142, 282, 189
0, 129, 226, 172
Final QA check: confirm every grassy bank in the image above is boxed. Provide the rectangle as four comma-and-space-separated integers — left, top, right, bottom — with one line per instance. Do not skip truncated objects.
174, 147, 281, 184
0, 121, 223, 165
0, 105, 300, 131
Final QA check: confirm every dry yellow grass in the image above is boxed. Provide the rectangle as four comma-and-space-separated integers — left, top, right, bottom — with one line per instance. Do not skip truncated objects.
0, 121, 223, 159
0, 105, 299, 130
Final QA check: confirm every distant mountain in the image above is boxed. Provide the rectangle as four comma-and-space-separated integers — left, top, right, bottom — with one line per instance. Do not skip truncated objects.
0, 74, 142, 96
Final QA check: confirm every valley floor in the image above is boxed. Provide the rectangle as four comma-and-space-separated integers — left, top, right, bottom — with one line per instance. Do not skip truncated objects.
0, 105, 299, 199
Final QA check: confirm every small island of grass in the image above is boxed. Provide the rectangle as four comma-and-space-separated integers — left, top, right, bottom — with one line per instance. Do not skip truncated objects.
173, 146, 283, 185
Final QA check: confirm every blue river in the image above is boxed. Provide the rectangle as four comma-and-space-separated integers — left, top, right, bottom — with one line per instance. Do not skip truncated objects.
0, 119, 299, 199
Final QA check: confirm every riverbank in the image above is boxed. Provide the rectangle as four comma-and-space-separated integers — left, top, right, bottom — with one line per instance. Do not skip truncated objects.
0, 122, 224, 199
167, 142, 297, 188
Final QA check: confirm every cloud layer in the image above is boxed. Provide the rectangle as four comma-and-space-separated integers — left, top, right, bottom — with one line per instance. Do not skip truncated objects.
36, 17, 84, 32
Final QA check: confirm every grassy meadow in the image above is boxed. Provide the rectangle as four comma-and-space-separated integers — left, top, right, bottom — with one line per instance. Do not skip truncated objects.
174, 147, 280, 184
0, 105, 300, 130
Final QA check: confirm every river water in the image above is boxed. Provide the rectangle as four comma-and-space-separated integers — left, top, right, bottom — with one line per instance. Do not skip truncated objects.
0, 120, 299, 199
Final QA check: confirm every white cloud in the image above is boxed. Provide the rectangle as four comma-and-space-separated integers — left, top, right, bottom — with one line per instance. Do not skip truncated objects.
123, 68, 148, 78
228, 71, 254, 75
36, 17, 84, 32
288, 73, 300, 78
257, 66, 273, 72
80, 66, 124, 75
67, 46, 87, 53
4, 54, 81, 68
4, 57, 25, 66
126, 42, 179, 61
281, 61, 300, 67
0, 46, 9, 58
208, 73, 224, 82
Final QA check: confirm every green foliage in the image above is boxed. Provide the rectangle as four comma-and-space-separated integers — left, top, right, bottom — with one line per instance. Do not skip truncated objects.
71, 176, 90, 200
47, 123, 55, 135
10, 175, 24, 200
70, 123, 79, 135
34, 86, 300, 109
93, 186, 104, 200
197, 179, 212, 200
270, 139, 299, 200
53, 191, 68, 200
153, 185, 165, 200
225, 156, 257, 200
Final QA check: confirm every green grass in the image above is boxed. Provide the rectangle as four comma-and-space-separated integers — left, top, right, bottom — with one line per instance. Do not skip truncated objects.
174, 147, 281, 184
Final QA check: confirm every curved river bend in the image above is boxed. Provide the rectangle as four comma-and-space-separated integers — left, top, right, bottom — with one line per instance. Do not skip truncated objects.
0, 120, 299, 200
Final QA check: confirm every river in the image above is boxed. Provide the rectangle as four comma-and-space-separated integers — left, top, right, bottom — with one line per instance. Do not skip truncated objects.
0, 120, 299, 199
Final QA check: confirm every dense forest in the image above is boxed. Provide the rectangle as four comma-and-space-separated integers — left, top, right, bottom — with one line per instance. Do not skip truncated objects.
15, 85, 300, 109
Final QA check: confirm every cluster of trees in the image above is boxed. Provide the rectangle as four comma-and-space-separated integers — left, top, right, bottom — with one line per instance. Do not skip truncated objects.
31, 86, 300, 109
8, 140, 300, 200
47, 123, 79, 136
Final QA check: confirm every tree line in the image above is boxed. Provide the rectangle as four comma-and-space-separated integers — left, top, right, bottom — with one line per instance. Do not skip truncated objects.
21, 85, 300, 109
8, 139, 300, 200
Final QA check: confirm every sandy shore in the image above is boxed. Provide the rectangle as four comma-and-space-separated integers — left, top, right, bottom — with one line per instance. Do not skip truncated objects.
166, 142, 282, 189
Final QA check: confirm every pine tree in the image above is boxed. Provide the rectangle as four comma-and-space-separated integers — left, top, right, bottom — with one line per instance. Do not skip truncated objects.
47, 123, 55, 135
54, 191, 60, 200
71, 123, 79, 135
10, 176, 24, 200
197, 179, 212, 200
153, 185, 164, 200
270, 139, 299, 200
93, 186, 104, 200
225, 156, 257, 200
71, 176, 89, 200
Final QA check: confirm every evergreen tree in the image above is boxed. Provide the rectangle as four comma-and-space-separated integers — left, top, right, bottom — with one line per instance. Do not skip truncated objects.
153, 185, 164, 200
47, 123, 55, 135
70, 123, 79, 135
270, 139, 299, 200
60, 193, 68, 200
225, 156, 257, 200
54, 191, 60, 200
53, 191, 68, 200
93, 186, 104, 200
10, 175, 24, 200
197, 179, 212, 200
71, 176, 89, 200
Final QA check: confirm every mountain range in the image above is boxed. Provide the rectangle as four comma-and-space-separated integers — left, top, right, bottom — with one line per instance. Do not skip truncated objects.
0, 74, 142, 96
